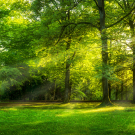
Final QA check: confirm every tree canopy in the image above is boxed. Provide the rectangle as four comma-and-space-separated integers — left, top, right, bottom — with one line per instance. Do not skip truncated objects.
0, 0, 135, 105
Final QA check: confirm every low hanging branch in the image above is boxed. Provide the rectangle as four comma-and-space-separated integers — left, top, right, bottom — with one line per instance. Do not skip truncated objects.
106, 6, 135, 28
93, 0, 101, 10
55, 22, 99, 45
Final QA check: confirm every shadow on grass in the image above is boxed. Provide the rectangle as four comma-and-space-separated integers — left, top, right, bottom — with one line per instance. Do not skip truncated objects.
0, 102, 101, 110
0, 101, 135, 112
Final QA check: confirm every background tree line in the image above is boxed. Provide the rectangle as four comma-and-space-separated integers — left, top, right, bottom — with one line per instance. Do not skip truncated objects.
0, 0, 135, 105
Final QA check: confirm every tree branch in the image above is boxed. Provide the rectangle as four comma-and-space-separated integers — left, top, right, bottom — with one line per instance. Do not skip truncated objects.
77, 22, 99, 29
126, 0, 130, 8
123, 0, 127, 8
93, 0, 101, 10
106, 6, 135, 28
55, 22, 99, 45
114, 0, 125, 11
131, 1, 135, 7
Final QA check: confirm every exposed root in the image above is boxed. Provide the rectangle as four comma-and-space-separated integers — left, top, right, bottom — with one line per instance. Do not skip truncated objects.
95, 101, 116, 108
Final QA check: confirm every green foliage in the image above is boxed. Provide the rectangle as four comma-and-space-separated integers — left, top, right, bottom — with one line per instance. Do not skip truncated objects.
0, 67, 21, 81
0, 0, 134, 101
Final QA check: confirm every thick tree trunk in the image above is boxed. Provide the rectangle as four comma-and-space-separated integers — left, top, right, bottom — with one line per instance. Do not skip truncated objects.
63, 9, 71, 103
129, 20, 135, 103
97, 0, 112, 106
64, 62, 70, 103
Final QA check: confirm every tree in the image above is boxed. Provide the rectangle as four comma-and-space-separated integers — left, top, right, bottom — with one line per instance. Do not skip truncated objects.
113, 0, 135, 102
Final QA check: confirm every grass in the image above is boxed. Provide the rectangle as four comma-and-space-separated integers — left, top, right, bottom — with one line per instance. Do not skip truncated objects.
0, 102, 135, 135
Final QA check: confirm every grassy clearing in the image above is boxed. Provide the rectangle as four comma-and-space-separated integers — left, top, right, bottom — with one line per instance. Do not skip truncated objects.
0, 102, 135, 135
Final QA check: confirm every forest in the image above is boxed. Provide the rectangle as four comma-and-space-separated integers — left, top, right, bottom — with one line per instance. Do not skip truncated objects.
0, 0, 135, 106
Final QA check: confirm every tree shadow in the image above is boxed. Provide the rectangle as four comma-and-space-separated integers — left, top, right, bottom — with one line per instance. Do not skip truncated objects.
0, 102, 100, 110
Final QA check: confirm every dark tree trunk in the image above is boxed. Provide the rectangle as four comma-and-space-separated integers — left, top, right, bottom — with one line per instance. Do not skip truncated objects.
108, 82, 111, 100
63, 9, 71, 103
97, 0, 112, 106
116, 85, 119, 100
108, 40, 112, 100
126, 85, 128, 100
121, 82, 123, 100
52, 81, 56, 101
64, 62, 70, 103
68, 82, 72, 100
129, 19, 135, 103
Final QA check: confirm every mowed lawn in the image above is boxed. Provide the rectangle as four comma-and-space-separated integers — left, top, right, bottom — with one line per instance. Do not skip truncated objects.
0, 102, 135, 135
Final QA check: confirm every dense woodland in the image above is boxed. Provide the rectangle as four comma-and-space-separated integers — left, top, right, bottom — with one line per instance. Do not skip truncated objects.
0, 0, 135, 105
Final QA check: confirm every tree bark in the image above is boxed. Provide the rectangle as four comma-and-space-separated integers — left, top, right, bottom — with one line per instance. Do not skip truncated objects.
63, 9, 71, 103
126, 86, 128, 100
116, 85, 118, 100
97, 0, 112, 106
121, 82, 123, 100
129, 19, 135, 103
108, 82, 111, 100
64, 58, 70, 103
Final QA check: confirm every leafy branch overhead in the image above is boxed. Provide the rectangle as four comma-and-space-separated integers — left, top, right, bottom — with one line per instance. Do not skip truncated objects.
0, 0, 135, 103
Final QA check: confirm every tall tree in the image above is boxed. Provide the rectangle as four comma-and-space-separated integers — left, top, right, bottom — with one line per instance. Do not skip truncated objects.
30, 0, 135, 105
91, 0, 134, 105
114, 0, 135, 102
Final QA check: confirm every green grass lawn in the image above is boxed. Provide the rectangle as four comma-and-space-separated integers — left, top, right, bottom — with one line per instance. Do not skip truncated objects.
0, 102, 135, 135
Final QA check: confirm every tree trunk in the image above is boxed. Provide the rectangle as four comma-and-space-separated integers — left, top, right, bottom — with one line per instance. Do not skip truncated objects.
126, 85, 128, 100
108, 40, 112, 100
63, 9, 71, 103
64, 62, 70, 103
52, 81, 56, 101
116, 85, 118, 100
129, 19, 135, 103
97, 0, 112, 106
68, 82, 72, 100
108, 82, 111, 100
121, 82, 123, 100
63, 9, 73, 103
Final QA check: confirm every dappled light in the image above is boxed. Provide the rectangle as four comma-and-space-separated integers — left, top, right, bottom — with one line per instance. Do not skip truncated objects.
1, 108, 17, 111
0, 102, 101, 109
55, 106, 126, 117
79, 107, 125, 114
128, 125, 135, 131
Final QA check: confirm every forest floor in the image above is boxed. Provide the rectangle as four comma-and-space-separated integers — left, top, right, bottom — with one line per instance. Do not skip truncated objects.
0, 101, 135, 135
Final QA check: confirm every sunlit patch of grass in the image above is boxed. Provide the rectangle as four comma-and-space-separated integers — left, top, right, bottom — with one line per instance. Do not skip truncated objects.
56, 111, 75, 117
55, 107, 125, 117
78, 106, 125, 114
1, 107, 18, 111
